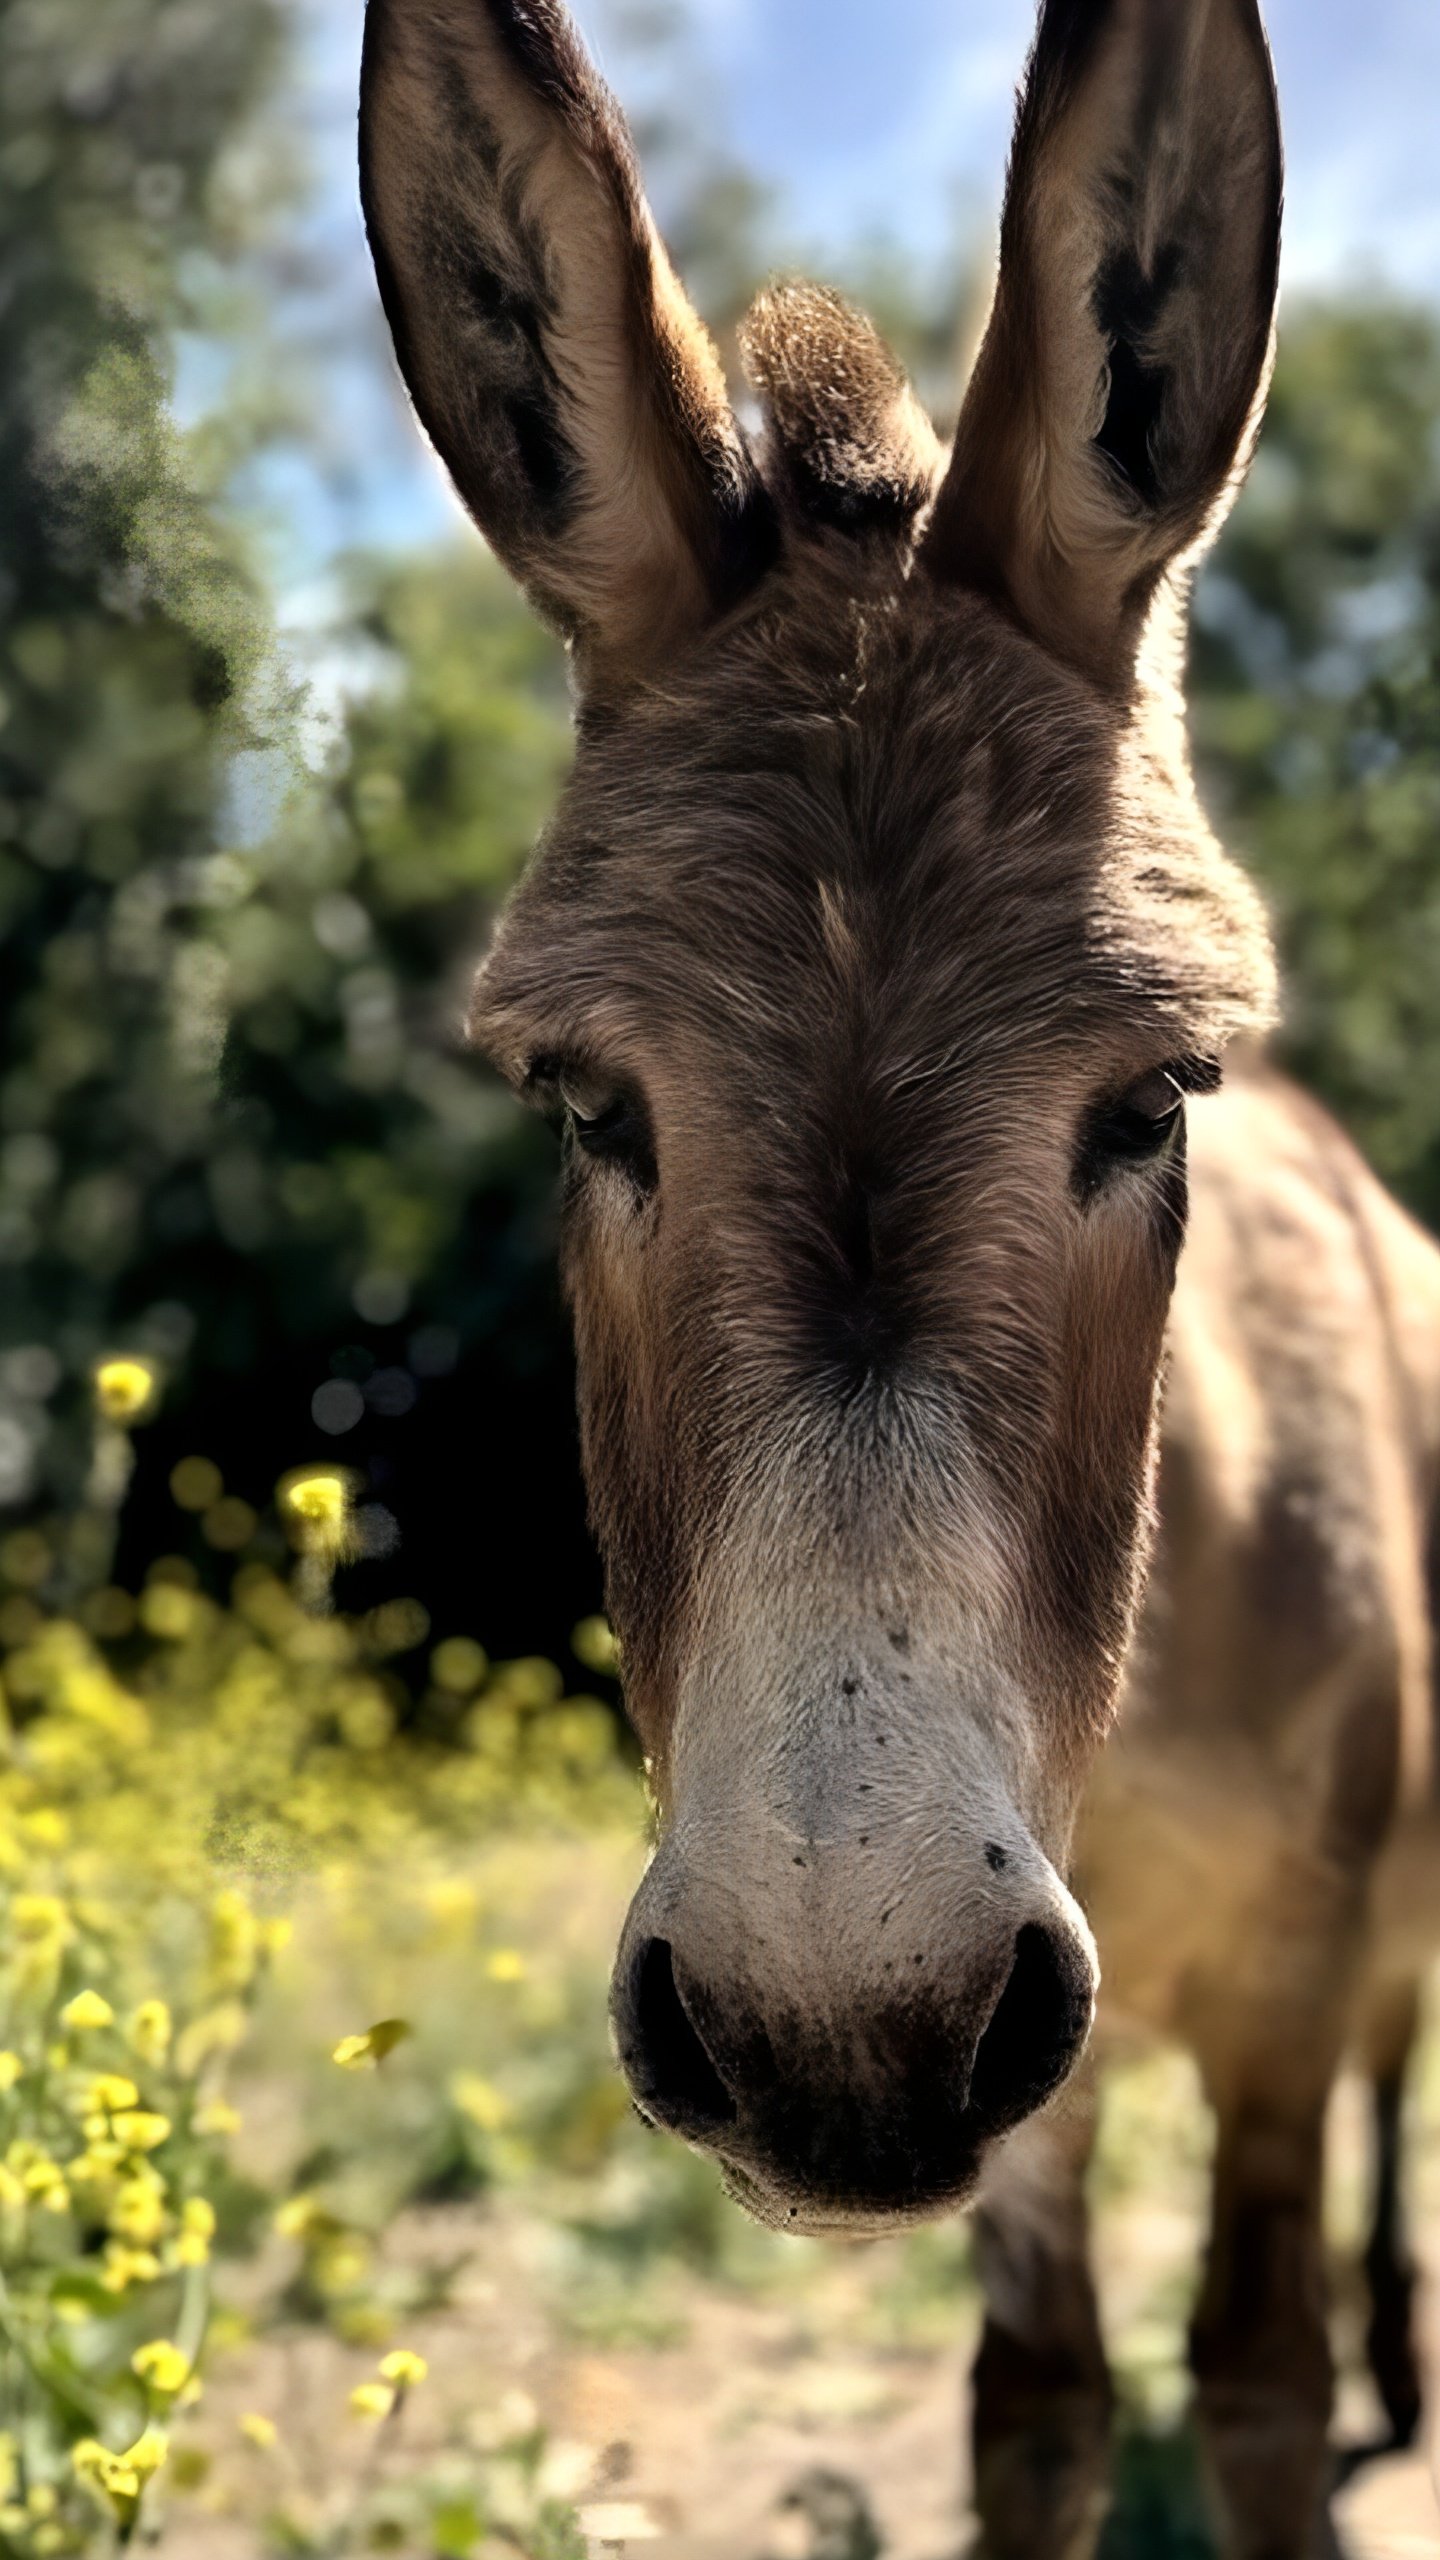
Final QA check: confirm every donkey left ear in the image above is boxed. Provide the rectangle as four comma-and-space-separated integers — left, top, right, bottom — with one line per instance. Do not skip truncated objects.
921, 0, 1282, 684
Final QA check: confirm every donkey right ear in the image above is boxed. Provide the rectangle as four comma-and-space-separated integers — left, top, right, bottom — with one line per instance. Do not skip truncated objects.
921, 0, 1282, 687
360, 0, 775, 695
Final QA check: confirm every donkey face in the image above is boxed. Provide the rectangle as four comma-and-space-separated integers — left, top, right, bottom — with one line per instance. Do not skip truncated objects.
362, 0, 1281, 2229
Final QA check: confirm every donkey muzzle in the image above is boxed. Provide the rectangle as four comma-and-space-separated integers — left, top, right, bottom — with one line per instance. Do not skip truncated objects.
610, 1831, 1096, 2232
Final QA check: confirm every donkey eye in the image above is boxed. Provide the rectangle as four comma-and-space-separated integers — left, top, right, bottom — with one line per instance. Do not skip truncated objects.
1076, 1067, 1184, 1199
558, 1069, 623, 1134
555, 1070, 657, 1190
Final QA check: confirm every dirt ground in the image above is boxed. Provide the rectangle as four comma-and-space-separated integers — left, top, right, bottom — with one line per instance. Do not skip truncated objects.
181, 2167, 1440, 2559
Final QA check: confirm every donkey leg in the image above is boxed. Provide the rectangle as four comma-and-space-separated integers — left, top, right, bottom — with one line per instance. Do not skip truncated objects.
1188, 2062, 1336, 2560
969, 2080, 1112, 2560
1359, 1974, 1424, 2453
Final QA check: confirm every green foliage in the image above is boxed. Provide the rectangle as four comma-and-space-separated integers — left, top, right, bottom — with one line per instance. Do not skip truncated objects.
1193, 301, 1440, 1222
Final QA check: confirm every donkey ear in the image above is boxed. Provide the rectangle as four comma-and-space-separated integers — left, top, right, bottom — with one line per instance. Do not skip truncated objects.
360, 0, 775, 694
921, 0, 1282, 683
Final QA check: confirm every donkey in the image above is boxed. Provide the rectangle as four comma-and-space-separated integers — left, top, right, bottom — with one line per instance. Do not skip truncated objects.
360, 0, 1440, 2549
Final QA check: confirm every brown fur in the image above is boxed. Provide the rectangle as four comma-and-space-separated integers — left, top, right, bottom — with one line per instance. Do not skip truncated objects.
361, 0, 1439, 2547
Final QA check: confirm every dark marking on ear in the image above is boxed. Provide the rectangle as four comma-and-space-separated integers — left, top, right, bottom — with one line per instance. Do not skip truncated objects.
1092, 239, 1183, 504
985, 1843, 1010, 1873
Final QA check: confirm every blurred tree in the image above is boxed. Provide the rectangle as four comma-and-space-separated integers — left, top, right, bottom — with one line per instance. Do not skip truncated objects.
0, 0, 591, 1663
0, 0, 284, 1537
1192, 302, 1440, 1225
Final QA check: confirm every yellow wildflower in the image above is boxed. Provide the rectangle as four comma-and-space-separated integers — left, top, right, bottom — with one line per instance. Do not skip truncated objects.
11, 1894, 68, 1945
0, 2166, 23, 2209
193, 2099, 241, 2137
170, 1455, 222, 1512
139, 1582, 194, 1640
112, 2109, 171, 2152
377, 2348, 428, 2389
21, 1808, 67, 1851
83, 2073, 139, 2117
273, 2193, 320, 2240
485, 1948, 526, 1983
0, 2054, 22, 2093
122, 2428, 168, 2481
571, 1613, 621, 1675
238, 2413, 277, 2450
26, 2485, 57, 2518
94, 1358, 156, 1422
282, 1470, 352, 1556
348, 2381, 395, 2422
101, 2242, 161, 2291
452, 2073, 509, 2132
132, 2340, 189, 2396
182, 2195, 216, 2239
21, 2157, 69, 2211
127, 2000, 172, 2064
60, 1989, 114, 2031
331, 2017, 410, 2070
109, 2180, 166, 2244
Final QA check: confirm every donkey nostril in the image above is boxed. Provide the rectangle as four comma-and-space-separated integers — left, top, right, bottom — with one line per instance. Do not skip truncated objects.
967, 1921, 1093, 2135
626, 1937, 737, 2131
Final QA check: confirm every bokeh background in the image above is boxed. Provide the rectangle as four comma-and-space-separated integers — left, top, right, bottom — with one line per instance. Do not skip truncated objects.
0, 1, 1437, 2554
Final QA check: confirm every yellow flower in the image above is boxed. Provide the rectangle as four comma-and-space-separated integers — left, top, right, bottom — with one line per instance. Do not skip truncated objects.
571, 1614, 621, 1675
377, 2349, 428, 2389
182, 2195, 216, 2239
101, 2241, 161, 2291
238, 2412, 277, 2450
0, 2054, 22, 2093
131, 2340, 189, 2396
21, 2157, 69, 2211
331, 2017, 410, 2070
485, 1948, 526, 1983
273, 2193, 319, 2240
193, 2099, 241, 2137
74, 2426, 167, 2515
60, 1990, 114, 2032
139, 1582, 194, 1640
451, 2072, 509, 2132
109, 2181, 166, 2244
348, 2382, 395, 2422
11, 1894, 69, 1945
127, 2000, 172, 2064
112, 2109, 171, 2152
282, 1470, 352, 1556
83, 2073, 140, 2116
94, 1358, 157, 1422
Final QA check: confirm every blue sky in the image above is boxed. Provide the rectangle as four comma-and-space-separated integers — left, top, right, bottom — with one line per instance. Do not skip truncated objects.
272, 0, 1440, 589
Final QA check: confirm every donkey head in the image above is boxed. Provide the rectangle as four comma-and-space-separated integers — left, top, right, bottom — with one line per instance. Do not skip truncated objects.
362, 0, 1281, 2231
